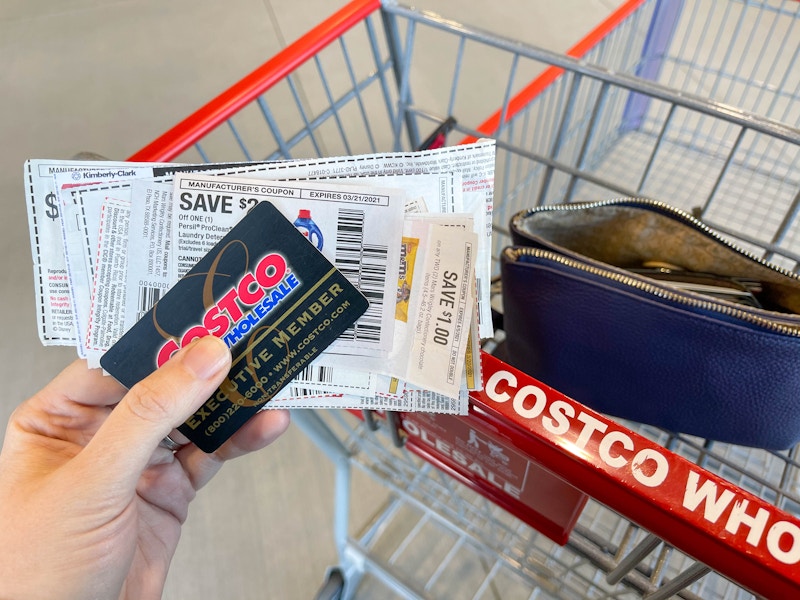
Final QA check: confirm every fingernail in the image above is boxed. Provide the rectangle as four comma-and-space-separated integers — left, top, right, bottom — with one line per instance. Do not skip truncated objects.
180, 336, 231, 379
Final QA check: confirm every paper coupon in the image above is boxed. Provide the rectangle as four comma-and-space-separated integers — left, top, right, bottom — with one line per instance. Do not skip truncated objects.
275, 363, 376, 397
124, 180, 174, 331
266, 392, 412, 411
58, 178, 140, 361
384, 215, 477, 398
85, 197, 131, 363
403, 385, 470, 415
171, 173, 406, 358
23, 160, 166, 345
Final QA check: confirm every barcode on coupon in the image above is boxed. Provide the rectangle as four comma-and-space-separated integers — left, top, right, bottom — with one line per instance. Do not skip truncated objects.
298, 364, 334, 384
335, 208, 387, 343
285, 386, 330, 398
137, 286, 163, 321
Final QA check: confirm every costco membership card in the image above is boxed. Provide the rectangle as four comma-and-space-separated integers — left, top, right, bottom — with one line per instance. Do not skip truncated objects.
101, 201, 368, 452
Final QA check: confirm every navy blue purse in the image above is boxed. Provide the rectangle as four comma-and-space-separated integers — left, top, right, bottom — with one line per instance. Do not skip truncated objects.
502, 199, 800, 450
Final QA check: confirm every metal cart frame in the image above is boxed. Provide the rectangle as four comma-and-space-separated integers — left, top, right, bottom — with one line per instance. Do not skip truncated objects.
130, 0, 800, 597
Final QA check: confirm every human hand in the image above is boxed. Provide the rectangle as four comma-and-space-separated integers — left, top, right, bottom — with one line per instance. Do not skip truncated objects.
0, 335, 290, 600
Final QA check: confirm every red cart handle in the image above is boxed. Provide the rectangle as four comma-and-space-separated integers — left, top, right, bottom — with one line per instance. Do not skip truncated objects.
465, 351, 800, 599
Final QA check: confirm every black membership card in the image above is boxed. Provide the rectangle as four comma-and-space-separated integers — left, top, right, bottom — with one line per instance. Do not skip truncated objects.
101, 201, 368, 452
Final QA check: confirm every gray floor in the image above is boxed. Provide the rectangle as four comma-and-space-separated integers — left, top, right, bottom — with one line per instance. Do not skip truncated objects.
1, 1, 620, 598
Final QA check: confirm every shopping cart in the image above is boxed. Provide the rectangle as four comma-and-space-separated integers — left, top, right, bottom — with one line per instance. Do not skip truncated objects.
130, 0, 800, 597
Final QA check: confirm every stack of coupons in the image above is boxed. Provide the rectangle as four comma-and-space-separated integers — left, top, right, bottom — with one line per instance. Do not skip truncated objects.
23, 140, 496, 430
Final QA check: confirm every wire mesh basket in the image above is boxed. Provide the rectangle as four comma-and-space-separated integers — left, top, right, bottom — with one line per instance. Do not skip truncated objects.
487, 0, 800, 273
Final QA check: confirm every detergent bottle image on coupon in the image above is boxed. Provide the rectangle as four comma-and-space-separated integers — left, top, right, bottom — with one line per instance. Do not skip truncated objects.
294, 209, 324, 250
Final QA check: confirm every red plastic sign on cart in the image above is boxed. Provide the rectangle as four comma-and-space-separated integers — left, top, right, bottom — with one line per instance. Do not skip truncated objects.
402, 405, 588, 545
447, 352, 800, 598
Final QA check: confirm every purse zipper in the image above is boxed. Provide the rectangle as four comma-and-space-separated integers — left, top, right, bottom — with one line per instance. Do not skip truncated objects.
505, 246, 800, 337
513, 197, 800, 284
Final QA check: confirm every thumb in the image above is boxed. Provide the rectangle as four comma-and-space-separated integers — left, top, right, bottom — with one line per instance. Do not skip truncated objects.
77, 335, 231, 492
